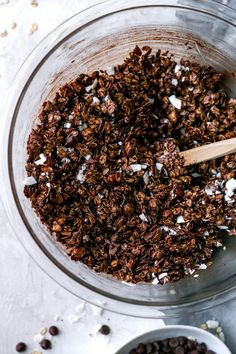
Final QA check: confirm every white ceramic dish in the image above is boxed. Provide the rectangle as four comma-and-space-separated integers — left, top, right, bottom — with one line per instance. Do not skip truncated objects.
115, 325, 232, 354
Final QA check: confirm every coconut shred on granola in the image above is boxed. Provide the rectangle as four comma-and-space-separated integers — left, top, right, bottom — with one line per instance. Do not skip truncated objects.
24, 46, 236, 284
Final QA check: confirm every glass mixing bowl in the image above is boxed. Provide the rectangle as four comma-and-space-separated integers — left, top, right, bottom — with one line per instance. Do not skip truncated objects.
1, 0, 236, 318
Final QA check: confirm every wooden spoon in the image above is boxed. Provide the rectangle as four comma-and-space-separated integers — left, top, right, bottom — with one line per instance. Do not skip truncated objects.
180, 137, 236, 166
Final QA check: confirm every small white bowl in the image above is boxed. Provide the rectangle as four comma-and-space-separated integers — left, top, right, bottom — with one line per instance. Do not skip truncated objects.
115, 325, 232, 354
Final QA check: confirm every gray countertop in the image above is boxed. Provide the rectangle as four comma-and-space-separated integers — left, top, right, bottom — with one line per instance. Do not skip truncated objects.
0, 1, 235, 353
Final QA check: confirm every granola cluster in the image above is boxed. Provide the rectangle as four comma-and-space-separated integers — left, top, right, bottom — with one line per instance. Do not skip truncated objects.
24, 46, 236, 284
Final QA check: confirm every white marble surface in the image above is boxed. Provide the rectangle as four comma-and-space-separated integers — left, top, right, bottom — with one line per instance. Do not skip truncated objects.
0, 1, 165, 353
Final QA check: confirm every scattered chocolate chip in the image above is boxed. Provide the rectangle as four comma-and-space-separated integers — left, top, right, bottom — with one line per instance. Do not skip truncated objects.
40, 339, 51, 350
15, 342, 27, 352
49, 325, 59, 336
99, 324, 111, 335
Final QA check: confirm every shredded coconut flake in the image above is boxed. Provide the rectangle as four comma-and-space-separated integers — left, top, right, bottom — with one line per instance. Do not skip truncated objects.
33, 334, 44, 343
68, 314, 81, 324
161, 226, 177, 236
76, 164, 87, 183
35, 153, 46, 165
205, 186, 214, 196
143, 171, 149, 185
139, 213, 148, 222
218, 225, 228, 230
198, 263, 207, 270
89, 304, 103, 316
79, 123, 88, 131
61, 157, 71, 164
106, 65, 115, 75
92, 96, 100, 104
204, 231, 209, 236
64, 122, 71, 128
121, 281, 136, 286
225, 178, 236, 202
169, 95, 182, 109
85, 155, 91, 160
176, 215, 185, 223
24, 176, 37, 186
159, 272, 168, 279
85, 78, 98, 92
174, 64, 181, 73
211, 169, 217, 175
171, 78, 178, 86
152, 277, 159, 285
130, 164, 147, 172
186, 269, 196, 275
155, 162, 163, 171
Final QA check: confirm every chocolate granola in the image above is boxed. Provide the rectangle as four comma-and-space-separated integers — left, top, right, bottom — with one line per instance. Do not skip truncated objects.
24, 46, 236, 284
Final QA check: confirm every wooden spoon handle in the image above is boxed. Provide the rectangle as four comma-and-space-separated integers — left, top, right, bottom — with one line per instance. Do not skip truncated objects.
180, 137, 236, 166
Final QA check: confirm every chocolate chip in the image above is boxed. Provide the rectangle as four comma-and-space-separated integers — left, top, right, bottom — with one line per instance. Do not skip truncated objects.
197, 343, 207, 352
169, 338, 179, 348
136, 343, 146, 354
99, 325, 110, 335
175, 346, 185, 354
49, 325, 59, 336
15, 342, 27, 352
153, 341, 161, 350
146, 343, 153, 353
178, 336, 187, 346
129, 350, 137, 354
163, 345, 171, 353
187, 340, 196, 350
40, 339, 51, 350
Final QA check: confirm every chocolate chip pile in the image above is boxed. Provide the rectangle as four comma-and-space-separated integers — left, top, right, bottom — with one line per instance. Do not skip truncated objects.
24, 45, 236, 284
129, 337, 216, 354
15, 325, 59, 352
